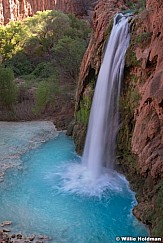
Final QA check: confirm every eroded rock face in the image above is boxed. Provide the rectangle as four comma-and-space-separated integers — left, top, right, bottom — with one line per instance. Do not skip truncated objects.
131, 0, 163, 179
73, 0, 126, 151
76, 0, 126, 103
0, 0, 98, 24
118, 0, 163, 234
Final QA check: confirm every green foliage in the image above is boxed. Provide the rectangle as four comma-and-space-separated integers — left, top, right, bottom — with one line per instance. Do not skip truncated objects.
25, 11, 70, 56
125, 0, 146, 12
0, 10, 90, 116
67, 14, 90, 42
23, 11, 90, 61
53, 36, 86, 82
34, 72, 61, 113
1, 10, 90, 84
35, 81, 52, 113
5, 52, 34, 76
32, 62, 55, 79
76, 102, 90, 126
117, 71, 141, 168
0, 66, 17, 109
134, 31, 152, 46
35, 79, 56, 113
105, 19, 113, 39
0, 21, 28, 61
125, 48, 140, 67
76, 84, 94, 126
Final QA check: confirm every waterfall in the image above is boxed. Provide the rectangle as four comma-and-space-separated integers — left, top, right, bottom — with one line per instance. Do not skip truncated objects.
82, 13, 130, 178
55, 13, 132, 197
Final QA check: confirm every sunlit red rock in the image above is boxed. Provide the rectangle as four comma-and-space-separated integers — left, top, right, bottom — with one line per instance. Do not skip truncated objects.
0, 0, 98, 24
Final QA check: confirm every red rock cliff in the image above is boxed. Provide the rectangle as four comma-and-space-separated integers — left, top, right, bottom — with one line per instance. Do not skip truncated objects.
131, 0, 163, 179
73, 0, 163, 235
0, 0, 98, 24
76, 0, 126, 104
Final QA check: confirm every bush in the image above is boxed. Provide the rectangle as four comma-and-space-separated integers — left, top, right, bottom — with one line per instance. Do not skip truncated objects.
32, 62, 55, 79
35, 77, 60, 113
0, 66, 17, 109
5, 52, 34, 76
125, 0, 146, 12
0, 21, 29, 61
53, 36, 86, 83
35, 81, 52, 112
0, 10, 91, 113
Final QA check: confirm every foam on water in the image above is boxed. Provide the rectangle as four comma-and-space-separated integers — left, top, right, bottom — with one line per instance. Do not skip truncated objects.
48, 163, 131, 198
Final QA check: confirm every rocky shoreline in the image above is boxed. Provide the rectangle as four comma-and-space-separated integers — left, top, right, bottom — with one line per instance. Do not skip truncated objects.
0, 221, 50, 243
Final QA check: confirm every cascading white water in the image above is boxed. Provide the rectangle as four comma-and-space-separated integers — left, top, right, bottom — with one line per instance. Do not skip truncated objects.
54, 13, 132, 197
82, 13, 131, 178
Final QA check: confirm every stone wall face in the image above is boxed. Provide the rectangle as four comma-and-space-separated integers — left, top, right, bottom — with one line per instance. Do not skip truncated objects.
0, 0, 98, 24
131, 0, 163, 179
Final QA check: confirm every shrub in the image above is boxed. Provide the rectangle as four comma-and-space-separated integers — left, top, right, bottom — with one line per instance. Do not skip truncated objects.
134, 31, 152, 46
0, 66, 17, 109
32, 62, 55, 79
53, 36, 86, 83
35, 81, 52, 112
34, 76, 60, 113
0, 21, 28, 61
0, 10, 91, 113
5, 52, 34, 76
125, 0, 146, 12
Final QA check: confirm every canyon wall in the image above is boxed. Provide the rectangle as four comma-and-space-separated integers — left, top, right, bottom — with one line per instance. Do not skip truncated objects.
72, 0, 127, 153
72, 0, 163, 236
0, 0, 98, 24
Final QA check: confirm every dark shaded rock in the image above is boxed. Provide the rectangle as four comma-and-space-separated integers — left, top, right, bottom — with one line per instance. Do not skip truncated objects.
2, 228, 10, 233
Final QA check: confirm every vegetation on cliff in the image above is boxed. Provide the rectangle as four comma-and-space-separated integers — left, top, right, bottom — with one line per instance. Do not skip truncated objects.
0, 10, 90, 124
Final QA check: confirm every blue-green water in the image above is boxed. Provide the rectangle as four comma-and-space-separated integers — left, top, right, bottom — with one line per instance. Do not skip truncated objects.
0, 133, 148, 242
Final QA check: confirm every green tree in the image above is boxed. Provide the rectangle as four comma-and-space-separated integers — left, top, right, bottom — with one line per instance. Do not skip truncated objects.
67, 14, 90, 43
53, 36, 86, 83
0, 66, 17, 109
0, 21, 28, 61
5, 52, 34, 76
0, 9, 90, 106
25, 11, 70, 57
